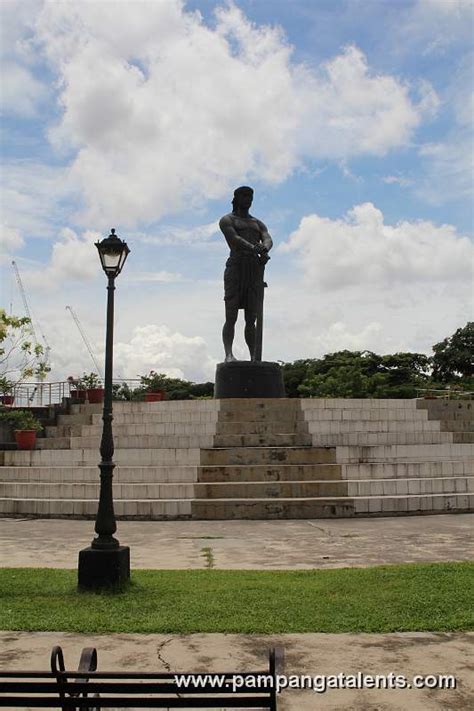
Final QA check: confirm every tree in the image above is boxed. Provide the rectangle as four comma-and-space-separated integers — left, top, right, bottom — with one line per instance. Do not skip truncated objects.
432, 322, 473, 382
293, 350, 431, 399
281, 359, 316, 398
0, 309, 48, 389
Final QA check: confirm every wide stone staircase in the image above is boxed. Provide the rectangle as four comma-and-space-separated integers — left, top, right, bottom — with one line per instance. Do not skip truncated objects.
0, 398, 473, 519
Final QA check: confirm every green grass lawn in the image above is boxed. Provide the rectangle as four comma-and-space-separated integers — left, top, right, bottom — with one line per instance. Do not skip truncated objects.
0, 563, 472, 634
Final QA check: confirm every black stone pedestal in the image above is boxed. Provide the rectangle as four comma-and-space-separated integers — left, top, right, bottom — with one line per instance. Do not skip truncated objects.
78, 546, 130, 589
215, 361, 285, 398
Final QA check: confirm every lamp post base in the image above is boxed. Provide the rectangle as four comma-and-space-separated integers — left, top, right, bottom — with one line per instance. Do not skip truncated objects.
78, 545, 130, 589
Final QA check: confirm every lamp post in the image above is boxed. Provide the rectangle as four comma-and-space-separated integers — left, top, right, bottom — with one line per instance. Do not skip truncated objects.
78, 229, 130, 589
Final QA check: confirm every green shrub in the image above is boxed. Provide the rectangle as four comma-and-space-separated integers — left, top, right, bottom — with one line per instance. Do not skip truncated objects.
0, 409, 43, 431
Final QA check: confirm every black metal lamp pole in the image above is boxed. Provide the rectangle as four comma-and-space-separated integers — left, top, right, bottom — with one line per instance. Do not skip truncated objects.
78, 229, 130, 589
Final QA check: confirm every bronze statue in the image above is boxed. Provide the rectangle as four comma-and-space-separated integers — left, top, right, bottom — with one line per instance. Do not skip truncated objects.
219, 186, 273, 362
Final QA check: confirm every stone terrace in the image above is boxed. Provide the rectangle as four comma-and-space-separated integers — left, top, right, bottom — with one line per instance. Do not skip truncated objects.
0, 398, 472, 519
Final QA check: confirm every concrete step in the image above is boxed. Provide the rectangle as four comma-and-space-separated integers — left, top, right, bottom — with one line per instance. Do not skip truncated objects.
302, 399, 419, 410
70, 404, 103, 415
218, 398, 300, 410
353, 493, 474, 516
213, 433, 312, 447
452, 432, 474, 443
194, 481, 349, 499
3, 448, 202, 467
198, 463, 342, 482
37, 436, 72, 449
2, 492, 472, 519
218, 409, 304, 423
90, 412, 219, 425
57, 413, 95, 426
439, 420, 474, 431
36, 434, 215, 450
201, 447, 336, 466
0, 465, 199, 483
311, 432, 454, 446
428, 411, 474, 422
191, 493, 474, 519
417, 401, 473, 416
342, 460, 473, 480
336, 443, 474, 463
70, 401, 219, 415
193, 477, 474, 499
46, 422, 217, 438
1, 462, 468, 486
303, 409, 429, 422
191, 497, 356, 519
348, 476, 474, 497
307, 421, 441, 434
215, 420, 307, 435
0, 498, 192, 519
0, 481, 195, 499
2, 477, 469, 505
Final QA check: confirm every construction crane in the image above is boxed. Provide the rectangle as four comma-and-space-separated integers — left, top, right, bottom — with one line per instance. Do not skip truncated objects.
65, 305, 103, 380
11, 260, 51, 374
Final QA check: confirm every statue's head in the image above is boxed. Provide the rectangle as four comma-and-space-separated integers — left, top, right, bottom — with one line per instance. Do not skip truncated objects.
232, 186, 253, 210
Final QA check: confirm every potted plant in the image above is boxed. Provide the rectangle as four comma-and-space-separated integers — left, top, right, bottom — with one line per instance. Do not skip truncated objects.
0, 409, 43, 450
81, 372, 104, 404
139, 371, 168, 402
0, 376, 15, 406
67, 376, 86, 401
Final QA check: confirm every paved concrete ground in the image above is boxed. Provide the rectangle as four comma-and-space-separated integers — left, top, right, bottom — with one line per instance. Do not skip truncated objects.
1, 631, 472, 710
1, 515, 472, 709
0, 513, 473, 568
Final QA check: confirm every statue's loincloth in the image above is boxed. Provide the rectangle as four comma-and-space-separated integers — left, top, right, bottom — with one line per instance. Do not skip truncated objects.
224, 253, 262, 312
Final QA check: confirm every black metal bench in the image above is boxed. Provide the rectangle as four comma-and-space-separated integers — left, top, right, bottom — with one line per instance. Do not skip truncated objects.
0, 644, 285, 709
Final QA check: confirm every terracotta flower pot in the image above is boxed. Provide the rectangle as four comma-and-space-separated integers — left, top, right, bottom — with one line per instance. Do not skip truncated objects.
145, 391, 165, 402
70, 389, 86, 401
14, 429, 37, 450
87, 388, 104, 404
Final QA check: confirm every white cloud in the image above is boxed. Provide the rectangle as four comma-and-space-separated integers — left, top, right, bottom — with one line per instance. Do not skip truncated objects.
134, 221, 219, 246
382, 175, 414, 187
20, 227, 102, 289
271, 203, 472, 360
296, 45, 423, 159
0, 1, 46, 117
129, 271, 183, 283
1, 161, 72, 238
113, 324, 216, 382
401, 0, 473, 55
280, 202, 473, 290
306, 321, 385, 354
30, 2, 431, 228
28, 302, 218, 383
0, 62, 44, 116
418, 130, 473, 204
417, 54, 473, 204
0, 224, 24, 256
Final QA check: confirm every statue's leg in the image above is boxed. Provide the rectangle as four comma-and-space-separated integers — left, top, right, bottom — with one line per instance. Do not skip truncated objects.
223, 306, 238, 362
244, 309, 257, 360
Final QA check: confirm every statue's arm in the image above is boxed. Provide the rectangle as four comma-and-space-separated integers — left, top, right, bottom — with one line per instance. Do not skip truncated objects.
257, 220, 273, 252
219, 215, 255, 252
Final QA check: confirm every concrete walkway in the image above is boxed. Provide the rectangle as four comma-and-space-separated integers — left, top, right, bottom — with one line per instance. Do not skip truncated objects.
0, 513, 473, 568
1, 631, 472, 710
1, 515, 472, 709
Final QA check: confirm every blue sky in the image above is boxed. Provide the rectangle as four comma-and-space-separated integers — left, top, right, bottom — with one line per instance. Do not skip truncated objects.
0, 0, 472, 382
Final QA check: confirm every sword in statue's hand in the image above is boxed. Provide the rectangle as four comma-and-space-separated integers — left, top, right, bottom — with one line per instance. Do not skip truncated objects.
255, 251, 269, 362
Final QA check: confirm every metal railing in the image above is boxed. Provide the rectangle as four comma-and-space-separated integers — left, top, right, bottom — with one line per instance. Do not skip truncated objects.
3, 379, 144, 408
7, 381, 71, 408
416, 388, 474, 399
